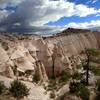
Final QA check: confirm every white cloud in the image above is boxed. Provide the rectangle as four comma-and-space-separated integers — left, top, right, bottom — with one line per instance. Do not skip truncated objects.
96, 14, 100, 16
1, 0, 100, 25
74, 4, 99, 17
67, 20, 100, 29
0, 0, 24, 8
0, 0, 100, 33
0, 10, 10, 21
32, 25, 66, 35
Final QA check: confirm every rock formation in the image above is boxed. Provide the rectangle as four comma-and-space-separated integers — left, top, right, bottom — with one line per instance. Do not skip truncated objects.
0, 28, 100, 100
0, 29, 100, 79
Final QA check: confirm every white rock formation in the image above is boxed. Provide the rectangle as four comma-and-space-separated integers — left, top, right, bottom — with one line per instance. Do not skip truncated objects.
0, 29, 100, 100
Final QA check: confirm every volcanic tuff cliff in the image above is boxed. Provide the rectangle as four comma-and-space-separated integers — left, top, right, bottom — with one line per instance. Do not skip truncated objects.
0, 28, 100, 80
0, 28, 100, 100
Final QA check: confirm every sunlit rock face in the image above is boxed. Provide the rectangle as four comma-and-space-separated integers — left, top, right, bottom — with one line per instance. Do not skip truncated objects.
0, 45, 14, 78
44, 30, 100, 76
0, 29, 100, 78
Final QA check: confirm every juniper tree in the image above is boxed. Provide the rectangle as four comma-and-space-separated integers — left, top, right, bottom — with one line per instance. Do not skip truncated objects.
82, 48, 100, 85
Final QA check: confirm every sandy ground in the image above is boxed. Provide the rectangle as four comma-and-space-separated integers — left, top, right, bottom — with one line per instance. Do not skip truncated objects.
0, 75, 50, 100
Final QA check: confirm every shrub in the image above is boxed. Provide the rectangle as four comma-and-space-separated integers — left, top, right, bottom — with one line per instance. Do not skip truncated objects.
93, 69, 100, 76
69, 81, 79, 93
95, 94, 100, 100
12, 65, 17, 76
97, 80, 100, 92
47, 79, 57, 91
76, 64, 82, 69
50, 91, 56, 99
32, 73, 40, 83
59, 71, 71, 84
78, 85, 90, 100
1, 42, 9, 51
95, 80, 100, 100
72, 71, 81, 80
9, 80, 29, 99
25, 70, 32, 76
69, 82, 90, 100
0, 81, 6, 95
89, 65, 100, 76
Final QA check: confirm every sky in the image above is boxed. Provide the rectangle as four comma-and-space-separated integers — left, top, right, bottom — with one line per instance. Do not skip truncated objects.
0, 0, 100, 34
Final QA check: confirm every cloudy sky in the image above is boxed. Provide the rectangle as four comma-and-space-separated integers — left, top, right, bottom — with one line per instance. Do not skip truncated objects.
0, 0, 100, 34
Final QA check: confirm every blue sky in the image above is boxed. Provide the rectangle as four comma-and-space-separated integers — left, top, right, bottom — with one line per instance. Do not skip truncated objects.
47, 14, 100, 26
47, 0, 100, 27
0, 0, 100, 34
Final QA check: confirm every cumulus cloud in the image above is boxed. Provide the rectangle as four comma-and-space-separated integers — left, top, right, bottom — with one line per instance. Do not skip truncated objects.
67, 20, 100, 29
0, 0, 100, 34
0, 10, 10, 19
0, 0, 24, 8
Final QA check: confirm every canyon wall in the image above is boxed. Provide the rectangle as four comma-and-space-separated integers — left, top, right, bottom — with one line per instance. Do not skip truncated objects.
0, 29, 100, 79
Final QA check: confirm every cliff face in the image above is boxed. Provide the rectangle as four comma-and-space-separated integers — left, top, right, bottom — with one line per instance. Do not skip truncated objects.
44, 30, 100, 75
0, 29, 100, 79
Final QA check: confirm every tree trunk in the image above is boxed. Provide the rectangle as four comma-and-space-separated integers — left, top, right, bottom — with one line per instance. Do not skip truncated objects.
86, 55, 90, 85
52, 56, 55, 79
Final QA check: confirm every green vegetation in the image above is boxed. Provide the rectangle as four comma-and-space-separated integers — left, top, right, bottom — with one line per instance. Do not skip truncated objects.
0, 95, 14, 100
95, 80, 100, 100
69, 81, 79, 93
32, 73, 40, 83
50, 91, 56, 99
25, 70, 32, 76
59, 71, 71, 84
46, 71, 71, 91
68, 48, 100, 100
0, 81, 6, 95
69, 82, 90, 100
57, 93, 68, 100
81, 48, 100, 85
9, 80, 29, 99
76, 64, 82, 69
95, 94, 100, 100
92, 68, 100, 76
47, 79, 57, 91
12, 65, 18, 76
96, 80, 100, 92
78, 85, 90, 100
1, 42, 9, 51
51, 54, 56, 79
72, 71, 82, 80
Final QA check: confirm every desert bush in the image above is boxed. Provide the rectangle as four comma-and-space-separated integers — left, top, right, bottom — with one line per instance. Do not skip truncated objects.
12, 65, 17, 76
78, 85, 90, 100
96, 80, 100, 92
0, 81, 6, 95
1, 42, 9, 50
89, 65, 100, 76
95, 94, 100, 100
93, 69, 100, 76
32, 73, 40, 83
47, 79, 57, 91
9, 80, 29, 99
95, 80, 100, 100
69, 81, 79, 93
69, 82, 90, 100
76, 64, 82, 69
50, 91, 56, 99
72, 71, 81, 80
25, 70, 32, 76
59, 71, 71, 83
